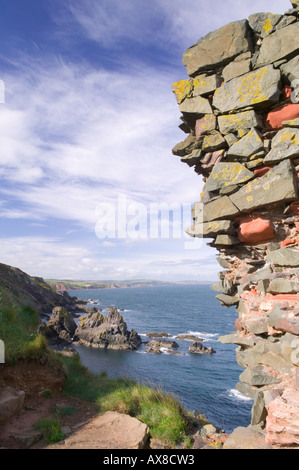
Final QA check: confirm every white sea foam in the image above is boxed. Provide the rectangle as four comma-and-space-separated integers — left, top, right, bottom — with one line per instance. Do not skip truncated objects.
227, 389, 253, 402
186, 330, 219, 341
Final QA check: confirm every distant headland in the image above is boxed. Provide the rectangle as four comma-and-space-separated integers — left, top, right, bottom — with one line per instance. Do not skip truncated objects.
45, 279, 212, 291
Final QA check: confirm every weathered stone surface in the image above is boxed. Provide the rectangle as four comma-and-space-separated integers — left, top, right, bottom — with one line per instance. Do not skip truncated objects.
222, 56, 251, 83
266, 389, 299, 447
40, 306, 77, 344
280, 54, 299, 83
146, 339, 179, 349
215, 293, 239, 306
218, 110, 263, 135
227, 129, 264, 158
172, 79, 193, 104
201, 131, 226, 152
236, 216, 275, 244
218, 333, 256, 348
267, 278, 298, 294
239, 366, 281, 386
214, 234, 240, 246
204, 162, 254, 193
267, 247, 299, 267
195, 114, 217, 138
251, 391, 267, 427
179, 96, 212, 115
185, 220, 234, 238
193, 74, 222, 96
172, 134, 200, 157
0, 387, 25, 424
213, 65, 281, 113
74, 308, 142, 350
264, 127, 299, 163
202, 195, 239, 222
248, 12, 282, 38
229, 159, 298, 212
182, 20, 252, 76
255, 22, 299, 68
47, 411, 150, 449
223, 426, 271, 449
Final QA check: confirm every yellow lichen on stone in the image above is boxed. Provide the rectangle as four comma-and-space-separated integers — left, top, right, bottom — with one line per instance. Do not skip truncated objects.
263, 16, 274, 35
208, 222, 219, 230
172, 79, 193, 104
238, 68, 268, 104
278, 129, 299, 146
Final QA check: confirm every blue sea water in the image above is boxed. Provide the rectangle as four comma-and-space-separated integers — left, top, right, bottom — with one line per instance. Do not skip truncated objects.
69, 284, 253, 433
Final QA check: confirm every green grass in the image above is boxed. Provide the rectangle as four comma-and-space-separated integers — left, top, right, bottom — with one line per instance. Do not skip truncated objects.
0, 289, 196, 447
59, 353, 190, 446
34, 418, 65, 444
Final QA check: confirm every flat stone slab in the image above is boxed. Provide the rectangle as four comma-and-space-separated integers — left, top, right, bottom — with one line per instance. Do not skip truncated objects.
229, 159, 298, 212
218, 110, 262, 135
204, 162, 254, 192
264, 127, 299, 163
213, 65, 281, 113
223, 426, 271, 449
47, 411, 149, 449
182, 20, 252, 76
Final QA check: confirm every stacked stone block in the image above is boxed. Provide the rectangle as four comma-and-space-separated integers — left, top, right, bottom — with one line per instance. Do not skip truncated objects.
173, 2, 299, 447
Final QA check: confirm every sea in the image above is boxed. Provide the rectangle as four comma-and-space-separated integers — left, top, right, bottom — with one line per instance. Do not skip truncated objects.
69, 284, 253, 433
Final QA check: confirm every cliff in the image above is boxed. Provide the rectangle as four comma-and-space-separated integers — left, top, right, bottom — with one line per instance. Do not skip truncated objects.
0, 263, 77, 314
173, 1, 299, 447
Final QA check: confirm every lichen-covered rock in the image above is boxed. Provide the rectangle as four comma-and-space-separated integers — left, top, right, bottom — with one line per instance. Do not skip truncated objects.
229, 159, 298, 212
255, 22, 299, 68
173, 7, 299, 447
264, 127, 299, 163
213, 65, 281, 113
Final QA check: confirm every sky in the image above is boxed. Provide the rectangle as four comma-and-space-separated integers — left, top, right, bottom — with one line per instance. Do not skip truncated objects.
0, 0, 291, 282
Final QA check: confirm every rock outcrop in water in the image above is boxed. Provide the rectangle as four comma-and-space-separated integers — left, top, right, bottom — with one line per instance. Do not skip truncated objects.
173, 1, 299, 447
74, 307, 142, 351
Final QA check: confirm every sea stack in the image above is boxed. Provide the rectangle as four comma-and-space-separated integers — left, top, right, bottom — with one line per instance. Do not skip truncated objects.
173, 2, 299, 447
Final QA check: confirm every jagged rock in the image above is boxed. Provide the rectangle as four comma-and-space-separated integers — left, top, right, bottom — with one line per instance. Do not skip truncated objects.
74, 307, 142, 350
204, 162, 254, 193
41, 306, 77, 344
189, 341, 215, 354
239, 366, 281, 386
254, 22, 299, 68
179, 96, 212, 115
226, 129, 264, 158
182, 20, 252, 76
248, 12, 282, 38
264, 127, 299, 163
172, 79, 193, 104
213, 65, 281, 113
218, 110, 263, 135
229, 159, 298, 212
201, 131, 226, 152
176, 334, 204, 341
146, 332, 171, 338
218, 333, 256, 348
172, 134, 200, 157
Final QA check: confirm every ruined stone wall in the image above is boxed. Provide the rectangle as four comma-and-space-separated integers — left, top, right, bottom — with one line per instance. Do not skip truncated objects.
172, 1, 299, 447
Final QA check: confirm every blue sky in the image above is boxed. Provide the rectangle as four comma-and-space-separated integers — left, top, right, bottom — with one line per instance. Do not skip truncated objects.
0, 0, 291, 281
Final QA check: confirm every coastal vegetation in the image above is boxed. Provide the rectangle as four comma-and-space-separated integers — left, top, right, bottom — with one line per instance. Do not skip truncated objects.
0, 284, 194, 447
